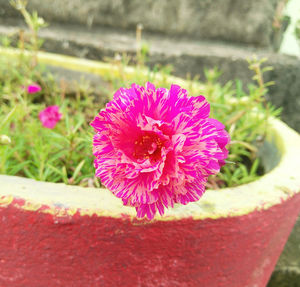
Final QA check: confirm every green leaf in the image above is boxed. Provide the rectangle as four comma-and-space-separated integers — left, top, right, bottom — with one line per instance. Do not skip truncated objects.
72, 159, 85, 181
0, 106, 17, 130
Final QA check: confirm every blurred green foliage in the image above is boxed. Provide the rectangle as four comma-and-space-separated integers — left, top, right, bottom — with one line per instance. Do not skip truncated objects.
0, 2, 280, 189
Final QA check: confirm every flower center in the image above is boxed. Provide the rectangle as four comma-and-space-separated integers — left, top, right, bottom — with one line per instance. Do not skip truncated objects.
133, 132, 163, 161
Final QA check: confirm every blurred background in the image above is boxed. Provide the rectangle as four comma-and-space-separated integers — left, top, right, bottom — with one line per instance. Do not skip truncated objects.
0, 0, 299, 133
0, 1, 300, 286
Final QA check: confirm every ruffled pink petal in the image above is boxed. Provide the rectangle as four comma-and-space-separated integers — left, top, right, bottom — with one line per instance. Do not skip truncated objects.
91, 82, 230, 219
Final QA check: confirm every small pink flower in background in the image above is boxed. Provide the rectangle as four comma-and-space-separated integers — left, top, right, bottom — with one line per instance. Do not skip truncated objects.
39, 105, 62, 129
27, 83, 42, 94
91, 82, 230, 220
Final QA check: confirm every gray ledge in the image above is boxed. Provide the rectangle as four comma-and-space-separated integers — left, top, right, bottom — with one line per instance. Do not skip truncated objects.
0, 0, 283, 47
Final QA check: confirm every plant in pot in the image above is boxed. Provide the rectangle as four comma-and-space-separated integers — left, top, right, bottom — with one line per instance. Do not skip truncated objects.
0, 2, 300, 287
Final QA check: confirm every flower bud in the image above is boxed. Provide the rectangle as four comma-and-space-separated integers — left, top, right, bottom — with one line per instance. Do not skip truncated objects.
37, 17, 45, 26
0, 135, 11, 145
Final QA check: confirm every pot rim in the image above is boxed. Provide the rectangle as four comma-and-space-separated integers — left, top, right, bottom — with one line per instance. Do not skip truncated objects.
0, 48, 300, 221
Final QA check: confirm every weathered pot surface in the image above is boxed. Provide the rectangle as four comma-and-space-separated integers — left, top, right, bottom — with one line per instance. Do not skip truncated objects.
0, 49, 300, 287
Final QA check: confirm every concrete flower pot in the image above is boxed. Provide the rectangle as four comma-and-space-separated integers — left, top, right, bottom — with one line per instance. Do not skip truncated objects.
1, 49, 300, 287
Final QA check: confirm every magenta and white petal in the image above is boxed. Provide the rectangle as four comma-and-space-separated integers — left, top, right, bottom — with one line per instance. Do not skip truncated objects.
91, 82, 230, 219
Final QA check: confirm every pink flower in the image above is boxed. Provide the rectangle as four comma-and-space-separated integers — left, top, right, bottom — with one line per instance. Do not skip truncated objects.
208, 118, 230, 167
91, 83, 230, 219
39, 106, 62, 129
27, 83, 41, 94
